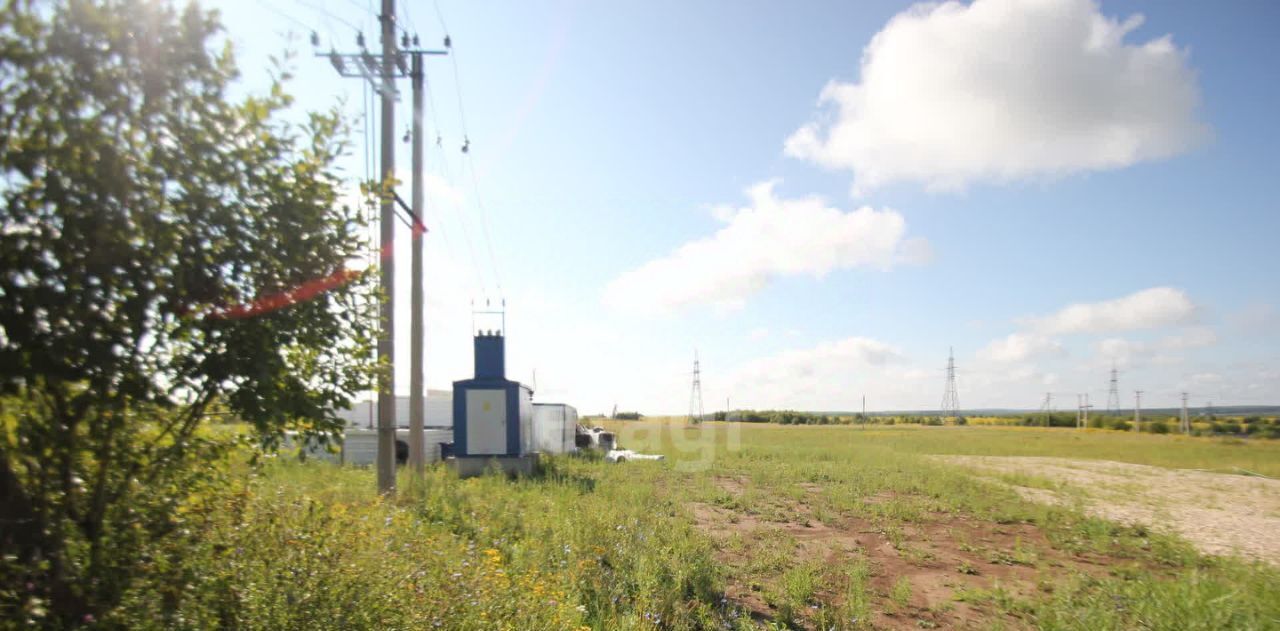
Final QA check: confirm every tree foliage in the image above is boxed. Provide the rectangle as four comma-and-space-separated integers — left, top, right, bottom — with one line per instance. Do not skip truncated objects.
0, 0, 374, 624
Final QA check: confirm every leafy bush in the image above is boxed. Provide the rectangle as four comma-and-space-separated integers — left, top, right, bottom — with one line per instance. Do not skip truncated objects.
0, 2, 372, 624
1213, 422, 1243, 435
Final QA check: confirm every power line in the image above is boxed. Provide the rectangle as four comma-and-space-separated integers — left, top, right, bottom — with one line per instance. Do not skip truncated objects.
422, 81, 489, 297
287, 0, 363, 32
259, 0, 322, 34
461, 157, 504, 297
431, 0, 452, 52
427, 0, 503, 297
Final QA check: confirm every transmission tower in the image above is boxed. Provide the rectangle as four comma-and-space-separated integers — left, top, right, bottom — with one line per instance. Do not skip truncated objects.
688, 350, 704, 424
1106, 362, 1121, 416
1039, 392, 1053, 426
941, 347, 960, 420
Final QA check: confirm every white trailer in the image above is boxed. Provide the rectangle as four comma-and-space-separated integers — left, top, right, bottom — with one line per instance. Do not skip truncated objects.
342, 428, 453, 466
531, 403, 578, 455
283, 428, 453, 466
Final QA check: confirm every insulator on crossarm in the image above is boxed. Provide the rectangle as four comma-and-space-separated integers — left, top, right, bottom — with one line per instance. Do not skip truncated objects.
357, 32, 365, 48
444, 35, 452, 48
310, 31, 319, 47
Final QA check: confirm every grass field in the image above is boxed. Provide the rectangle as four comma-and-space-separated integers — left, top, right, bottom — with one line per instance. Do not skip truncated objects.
111, 422, 1280, 629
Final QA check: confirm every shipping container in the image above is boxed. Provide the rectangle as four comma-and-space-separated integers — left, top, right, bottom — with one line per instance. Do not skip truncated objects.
532, 403, 579, 454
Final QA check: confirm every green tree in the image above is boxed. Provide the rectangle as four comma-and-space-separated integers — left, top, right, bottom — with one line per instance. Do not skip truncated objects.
0, 0, 374, 625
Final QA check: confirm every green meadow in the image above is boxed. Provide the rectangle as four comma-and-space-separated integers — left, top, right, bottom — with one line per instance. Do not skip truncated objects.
90, 423, 1279, 629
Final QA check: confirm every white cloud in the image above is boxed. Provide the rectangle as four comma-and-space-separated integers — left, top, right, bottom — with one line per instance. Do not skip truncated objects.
1095, 337, 1148, 366
749, 327, 770, 341
725, 336, 913, 409
1029, 287, 1197, 334
1091, 326, 1213, 368
602, 180, 925, 314
1189, 372, 1223, 386
785, 0, 1207, 193
1161, 326, 1217, 350
977, 332, 1064, 363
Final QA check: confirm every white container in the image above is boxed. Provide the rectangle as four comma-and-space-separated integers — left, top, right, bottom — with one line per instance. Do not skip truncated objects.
531, 403, 579, 454
335, 427, 454, 466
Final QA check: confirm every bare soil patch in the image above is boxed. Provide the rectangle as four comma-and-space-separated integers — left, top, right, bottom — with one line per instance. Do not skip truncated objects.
689, 482, 1115, 629
936, 456, 1280, 565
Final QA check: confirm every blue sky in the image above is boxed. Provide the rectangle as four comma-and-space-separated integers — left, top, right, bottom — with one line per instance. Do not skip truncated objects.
213, 0, 1280, 414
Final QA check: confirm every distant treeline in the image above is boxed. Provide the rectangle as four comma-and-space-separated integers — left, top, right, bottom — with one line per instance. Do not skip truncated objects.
706, 410, 1280, 439
997, 413, 1280, 439
715, 410, 960, 426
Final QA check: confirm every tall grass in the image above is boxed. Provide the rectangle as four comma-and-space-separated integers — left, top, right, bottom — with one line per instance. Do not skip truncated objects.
98, 422, 1279, 629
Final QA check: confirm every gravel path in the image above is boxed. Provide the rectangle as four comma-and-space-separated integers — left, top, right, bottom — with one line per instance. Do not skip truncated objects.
936, 455, 1280, 565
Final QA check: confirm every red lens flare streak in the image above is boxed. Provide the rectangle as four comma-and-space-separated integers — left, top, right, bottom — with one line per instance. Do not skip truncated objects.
209, 220, 427, 320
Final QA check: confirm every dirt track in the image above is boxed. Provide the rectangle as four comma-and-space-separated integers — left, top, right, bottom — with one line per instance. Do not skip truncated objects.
936, 456, 1280, 565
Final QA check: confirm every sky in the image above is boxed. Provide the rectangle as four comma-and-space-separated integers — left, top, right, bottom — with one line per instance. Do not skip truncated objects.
210, 0, 1280, 414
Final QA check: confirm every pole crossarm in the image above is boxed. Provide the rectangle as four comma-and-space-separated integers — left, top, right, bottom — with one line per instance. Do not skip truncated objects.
318, 50, 448, 97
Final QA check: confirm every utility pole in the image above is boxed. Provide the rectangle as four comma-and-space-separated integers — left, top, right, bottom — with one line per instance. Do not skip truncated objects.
1079, 394, 1092, 429
1133, 390, 1143, 433
1180, 392, 1190, 434
375, 0, 399, 495
408, 51, 425, 478
320, 6, 447, 494
1040, 392, 1053, 426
